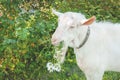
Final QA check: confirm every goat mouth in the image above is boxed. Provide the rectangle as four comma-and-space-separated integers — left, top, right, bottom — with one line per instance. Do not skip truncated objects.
51, 41, 61, 46
52, 40, 64, 46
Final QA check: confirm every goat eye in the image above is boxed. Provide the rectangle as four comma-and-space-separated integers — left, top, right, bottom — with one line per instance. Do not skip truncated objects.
69, 26, 74, 29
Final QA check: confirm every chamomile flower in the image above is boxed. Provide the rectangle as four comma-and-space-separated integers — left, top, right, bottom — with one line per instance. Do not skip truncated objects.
46, 62, 54, 72
53, 63, 61, 72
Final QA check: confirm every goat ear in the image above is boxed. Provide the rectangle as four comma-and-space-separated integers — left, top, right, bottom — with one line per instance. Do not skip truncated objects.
82, 16, 96, 25
52, 9, 63, 17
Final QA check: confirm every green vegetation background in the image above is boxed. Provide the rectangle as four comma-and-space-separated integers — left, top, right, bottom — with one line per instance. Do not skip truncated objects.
0, 0, 120, 80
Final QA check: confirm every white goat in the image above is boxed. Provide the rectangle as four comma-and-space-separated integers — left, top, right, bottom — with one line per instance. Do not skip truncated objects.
51, 9, 120, 80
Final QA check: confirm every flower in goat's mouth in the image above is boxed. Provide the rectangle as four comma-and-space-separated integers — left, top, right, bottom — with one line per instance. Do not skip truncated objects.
46, 42, 64, 72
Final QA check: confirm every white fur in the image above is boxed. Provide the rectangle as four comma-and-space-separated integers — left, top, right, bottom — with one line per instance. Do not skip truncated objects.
51, 10, 120, 80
